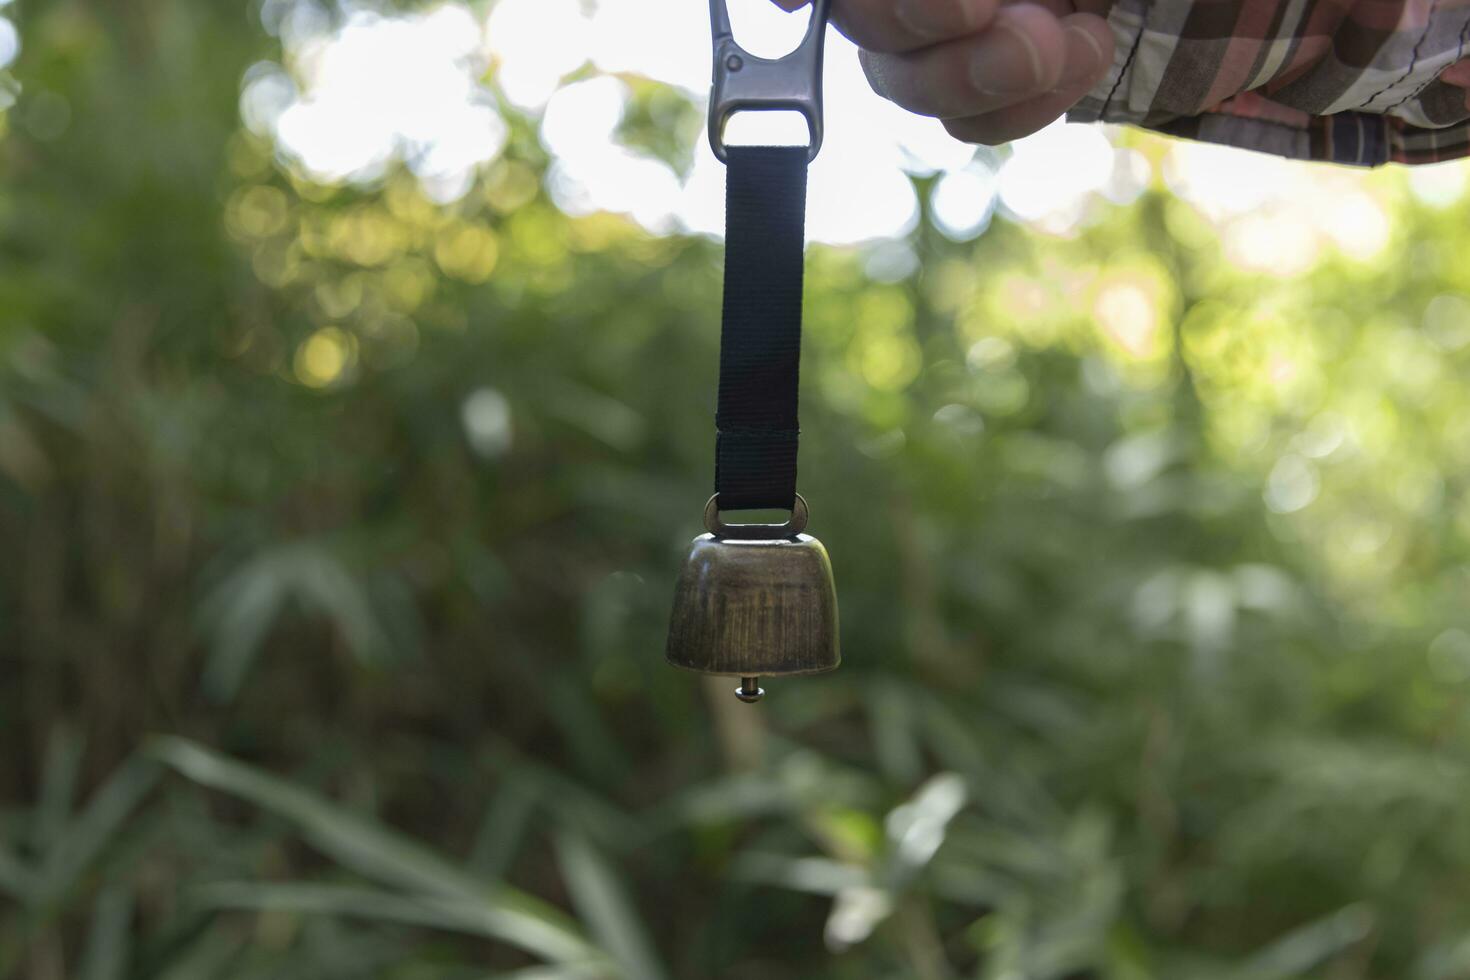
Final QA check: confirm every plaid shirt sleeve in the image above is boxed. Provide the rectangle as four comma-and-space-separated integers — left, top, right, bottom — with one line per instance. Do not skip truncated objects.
1065, 0, 1470, 166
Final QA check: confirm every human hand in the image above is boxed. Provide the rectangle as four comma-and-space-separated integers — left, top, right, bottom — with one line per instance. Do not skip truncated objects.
1439, 56, 1470, 110
773, 0, 1115, 144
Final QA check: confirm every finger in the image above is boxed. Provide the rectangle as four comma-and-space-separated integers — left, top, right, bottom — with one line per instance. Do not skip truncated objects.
941, 14, 1112, 143
1441, 57, 1470, 87
860, 4, 1068, 118
1005, 0, 1116, 19
829, 0, 1000, 54
1000, 0, 1073, 18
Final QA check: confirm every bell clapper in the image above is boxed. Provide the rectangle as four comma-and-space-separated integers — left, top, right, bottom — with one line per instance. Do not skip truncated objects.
735, 676, 764, 703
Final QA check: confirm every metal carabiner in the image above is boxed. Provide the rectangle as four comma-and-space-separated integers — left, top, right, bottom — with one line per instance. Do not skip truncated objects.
708, 0, 832, 164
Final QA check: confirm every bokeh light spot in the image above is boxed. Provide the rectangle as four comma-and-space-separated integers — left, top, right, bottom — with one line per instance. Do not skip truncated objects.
856, 333, 922, 392
226, 185, 290, 241
0, 17, 19, 70
1423, 294, 1470, 352
383, 259, 435, 313
931, 165, 998, 241
1093, 280, 1158, 358
1322, 191, 1390, 262
1265, 454, 1320, 513
1407, 161, 1468, 208
294, 326, 355, 388
1225, 213, 1320, 276
268, 5, 506, 200
998, 120, 1114, 230
1429, 628, 1470, 683
462, 387, 513, 459
434, 224, 501, 284
487, 0, 592, 110
314, 276, 364, 320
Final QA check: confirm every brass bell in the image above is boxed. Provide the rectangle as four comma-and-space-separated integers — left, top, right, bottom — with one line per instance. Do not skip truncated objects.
666, 493, 840, 702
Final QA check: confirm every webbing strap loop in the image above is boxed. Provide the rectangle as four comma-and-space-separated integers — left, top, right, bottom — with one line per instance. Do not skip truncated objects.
713, 144, 809, 512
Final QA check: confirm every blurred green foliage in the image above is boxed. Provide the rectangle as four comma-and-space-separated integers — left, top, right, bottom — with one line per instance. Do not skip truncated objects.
5, 2, 1470, 978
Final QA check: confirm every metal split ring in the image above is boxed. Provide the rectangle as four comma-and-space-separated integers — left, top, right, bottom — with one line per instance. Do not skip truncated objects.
703, 493, 809, 539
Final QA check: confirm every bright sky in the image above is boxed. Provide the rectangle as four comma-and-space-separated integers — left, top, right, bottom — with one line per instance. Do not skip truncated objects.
0, 0, 18, 91
238, 0, 1467, 259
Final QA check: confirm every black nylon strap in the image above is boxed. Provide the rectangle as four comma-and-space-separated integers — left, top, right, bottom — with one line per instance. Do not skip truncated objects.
715, 145, 808, 511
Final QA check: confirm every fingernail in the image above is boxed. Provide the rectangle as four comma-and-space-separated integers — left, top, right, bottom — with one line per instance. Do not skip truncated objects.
1057, 25, 1105, 87
973, 22, 1044, 95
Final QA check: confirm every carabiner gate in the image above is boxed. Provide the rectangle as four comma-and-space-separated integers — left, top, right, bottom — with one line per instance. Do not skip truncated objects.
708, 0, 832, 164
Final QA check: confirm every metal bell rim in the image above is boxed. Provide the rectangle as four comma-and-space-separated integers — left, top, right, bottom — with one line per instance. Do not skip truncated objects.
662, 657, 840, 679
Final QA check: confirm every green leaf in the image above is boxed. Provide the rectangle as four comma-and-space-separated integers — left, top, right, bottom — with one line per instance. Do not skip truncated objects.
195, 880, 614, 966
32, 755, 161, 912
728, 853, 869, 896
866, 683, 923, 787
488, 966, 617, 980
148, 929, 245, 980
1229, 904, 1376, 980
553, 829, 667, 980
78, 885, 132, 980
150, 736, 598, 965
34, 724, 83, 854
197, 544, 394, 702
0, 845, 35, 902
469, 774, 541, 879
882, 772, 968, 885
